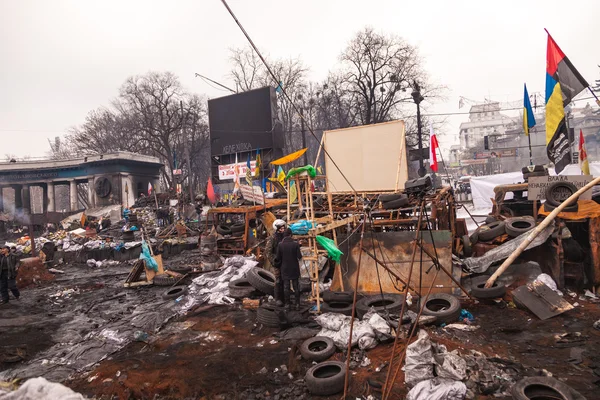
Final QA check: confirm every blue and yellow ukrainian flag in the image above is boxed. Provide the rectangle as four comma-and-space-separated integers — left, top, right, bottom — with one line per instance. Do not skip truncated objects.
545, 31, 588, 173
523, 84, 536, 136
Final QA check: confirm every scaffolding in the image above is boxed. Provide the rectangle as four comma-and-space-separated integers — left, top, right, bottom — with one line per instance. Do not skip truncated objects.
286, 173, 358, 312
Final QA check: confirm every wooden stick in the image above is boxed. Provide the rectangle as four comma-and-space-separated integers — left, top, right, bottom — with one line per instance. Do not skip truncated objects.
342, 216, 366, 399
485, 175, 600, 288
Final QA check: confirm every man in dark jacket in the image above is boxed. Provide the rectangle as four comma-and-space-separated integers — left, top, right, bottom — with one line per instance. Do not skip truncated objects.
275, 228, 303, 310
267, 220, 286, 306
0, 245, 20, 304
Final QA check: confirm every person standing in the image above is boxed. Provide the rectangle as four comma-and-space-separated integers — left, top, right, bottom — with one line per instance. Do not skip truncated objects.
0, 245, 20, 304
267, 220, 286, 306
275, 228, 303, 310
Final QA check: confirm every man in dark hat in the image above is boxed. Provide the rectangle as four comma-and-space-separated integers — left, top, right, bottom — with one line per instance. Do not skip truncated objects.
0, 245, 20, 304
275, 228, 303, 310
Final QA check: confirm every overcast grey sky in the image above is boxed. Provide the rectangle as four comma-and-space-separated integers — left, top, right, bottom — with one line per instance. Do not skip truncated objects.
1, 0, 599, 158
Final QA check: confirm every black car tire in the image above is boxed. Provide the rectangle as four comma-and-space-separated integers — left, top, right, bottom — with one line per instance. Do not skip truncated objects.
246, 268, 276, 295
257, 303, 285, 328
382, 196, 409, 210
469, 231, 479, 245
321, 301, 353, 316
477, 221, 506, 242
543, 202, 578, 213
162, 285, 188, 300
419, 293, 461, 324
484, 216, 497, 224
230, 223, 245, 234
470, 276, 506, 299
228, 278, 255, 299
356, 294, 404, 318
305, 361, 347, 396
153, 274, 178, 286
462, 235, 472, 257
545, 182, 579, 207
510, 376, 586, 400
322, 291, 354, 303
216, 224, 232, 236
379, 193, 403, 203
168, 265, 192, 274
300, 337, 336, 362
505, 217, 535, 238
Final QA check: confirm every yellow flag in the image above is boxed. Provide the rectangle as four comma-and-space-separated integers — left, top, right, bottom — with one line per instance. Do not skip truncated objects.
254, 152, 262, 178
289, 180, 297, 204
271, 148, 307, 165
277, 167, 286, 184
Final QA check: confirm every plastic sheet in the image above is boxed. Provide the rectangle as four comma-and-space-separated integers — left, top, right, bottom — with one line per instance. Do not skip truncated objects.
179, 255, 259, 311
315, 313, 377, 350
289, 220, 315, 235
139, 241, 158, 271
434, 348, 467, 381
316, 235, 343, 262
404, 330, 434, 387
406, 377, 467, 400
0, 377, 86, 400
286, 165, 317, 180
462, 223, 554, 274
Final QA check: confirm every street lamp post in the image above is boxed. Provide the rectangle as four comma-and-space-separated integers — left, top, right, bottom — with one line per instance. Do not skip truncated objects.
411, 81, 426, 177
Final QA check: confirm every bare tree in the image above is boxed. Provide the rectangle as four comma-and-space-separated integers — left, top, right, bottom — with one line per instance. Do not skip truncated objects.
63, 72, 210, 191
338, 27, 443, 127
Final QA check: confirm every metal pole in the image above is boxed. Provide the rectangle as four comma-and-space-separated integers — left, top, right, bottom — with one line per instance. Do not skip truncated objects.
527, 133, 533, 166
416, 102, 425, 177
566, 111, 573, 164
300, 107, 307, 166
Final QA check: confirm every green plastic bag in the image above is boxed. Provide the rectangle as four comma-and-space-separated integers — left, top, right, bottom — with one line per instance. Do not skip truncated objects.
286, 165, 317, 180
316, 235, 343, 263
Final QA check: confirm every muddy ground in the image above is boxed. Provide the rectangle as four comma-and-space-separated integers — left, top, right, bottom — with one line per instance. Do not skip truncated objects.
1, 249, 600, 399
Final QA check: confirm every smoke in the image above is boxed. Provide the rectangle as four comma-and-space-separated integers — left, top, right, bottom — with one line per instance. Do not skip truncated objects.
0, 194, 31, 225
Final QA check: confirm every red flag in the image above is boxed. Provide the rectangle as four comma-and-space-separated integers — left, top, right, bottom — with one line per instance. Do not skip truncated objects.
147, 182, 152, 196
579, 129, 590, 175
207, 178, 217, 204
429, 124, 439, 172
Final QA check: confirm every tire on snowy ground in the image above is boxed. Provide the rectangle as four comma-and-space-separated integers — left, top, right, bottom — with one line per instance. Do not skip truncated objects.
162, 285, 188, 300
305, 361, 347, 396
228, 278, 255, 299
510, 376, 586, 400
419, 293, 461, 324
470, 276, 506, 299
356, 294, 404, 319
300, 337, 336, 362
153, 274, 179, 286
246, 267, 276, 295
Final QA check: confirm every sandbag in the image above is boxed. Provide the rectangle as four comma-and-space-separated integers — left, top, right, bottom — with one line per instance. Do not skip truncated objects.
404, 330, 434, 387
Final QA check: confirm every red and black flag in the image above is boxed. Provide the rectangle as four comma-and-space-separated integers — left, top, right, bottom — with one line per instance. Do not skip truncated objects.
545, 30, 588, 173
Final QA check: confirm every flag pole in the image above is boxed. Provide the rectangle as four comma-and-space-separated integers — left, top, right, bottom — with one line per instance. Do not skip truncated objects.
527, 133, 533, 165
154, 187, 159, 209
587, 87, 600, 107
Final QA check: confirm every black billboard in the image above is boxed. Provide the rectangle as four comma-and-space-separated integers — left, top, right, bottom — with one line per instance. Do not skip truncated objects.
209, 86, 281, 156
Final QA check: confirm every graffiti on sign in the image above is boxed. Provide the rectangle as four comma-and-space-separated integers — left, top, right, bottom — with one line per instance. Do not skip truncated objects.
528, 175, 593, 201
218, 161, 257, 181
239, 184, 264, 205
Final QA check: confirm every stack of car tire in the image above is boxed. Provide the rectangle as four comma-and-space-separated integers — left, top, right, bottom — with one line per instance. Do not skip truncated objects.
521, 165, 548, 182
543, 182, 579, 213
466, 216, 536, 254
216, 222, 246, 237
379, 193, 409, 210
199, 234, 222, 271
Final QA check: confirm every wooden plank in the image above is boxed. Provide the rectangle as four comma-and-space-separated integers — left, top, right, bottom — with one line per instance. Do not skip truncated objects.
513, 281, 574, 320
310, 215, 358, 236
